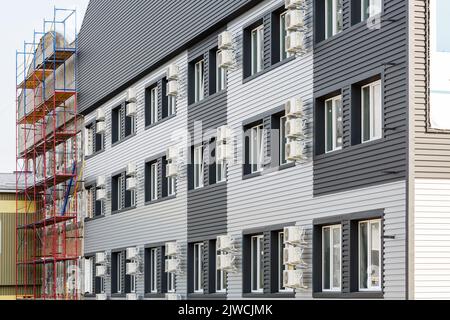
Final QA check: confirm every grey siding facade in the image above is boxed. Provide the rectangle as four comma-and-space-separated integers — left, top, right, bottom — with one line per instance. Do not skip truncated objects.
313, 0, 408, 196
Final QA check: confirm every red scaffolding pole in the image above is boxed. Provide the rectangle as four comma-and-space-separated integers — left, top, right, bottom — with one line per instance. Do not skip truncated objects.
15, 7, 82, 300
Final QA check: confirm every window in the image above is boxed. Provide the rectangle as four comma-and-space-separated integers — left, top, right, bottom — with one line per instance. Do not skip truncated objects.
216, 50, 227, 92
86, 186, 103, 219
112, 251, 124, 294
167, 95, 176, 117
279, 116, 289, 165
112, 106, 123, 144
166, 257, 176, 293
85, 125, 94, 157
358, 219, 381, 291
216, 158, 227, 183
149, 248, 158, 293
149, 86, 159, 125
85, 122, 104, 157
194, 146, 204, 189
322, 225, 342, 292
194, 60, 205, 103
130, 273, 136, 294
280, 11, 290, 61
162, 156, 176, 198
361, 80, 382, 142
361, 0, 382, 20
84, 257, 94, 294
250, 124, 264, 173
251, 235, 264, 293
150, 162, 158, 201
325, 96, 343, 153
429, 0, 450, 129
193, 242, 204, 293
216, 242, 227, 293
112, 174, 123, 212
325, 0, 343, 39
251, 25, 264, 75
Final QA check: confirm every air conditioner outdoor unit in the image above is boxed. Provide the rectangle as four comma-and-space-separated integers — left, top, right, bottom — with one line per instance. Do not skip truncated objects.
286, 141, 305, 161
126, 163, 136, 176
218, 50, 233, 69
216, 254, 235, 272
96, 108, 105, 121
285, 118, 304, 138
217, 125, 232, 144
283, 270, 307, 289
96, 293, 108, 300
217, 235, 234, 252
285, 0, 306, 10
166, 163, 178, 178
167, 63, 179, 81
126, 102, 137, 117
96, 189, 106, 201
96, 121, 106, 134
96, 265, 107, 277
126, 262, 138, 275
165, 259, 179, 273
166, 146, 179, 161
283, 245, 306, 266
283, 226, 307, 246
96, 175, 106, 188
165, 242, 178, 257
166, 293, 182, 300
167, 80, 178, 96
126, 247, 139, 260
286, 10, 305, 31
126, 293, 138, 300
126, 88, 137, 102
217, 144, 233, 162
95, 252, 107, 264
286, 31, 305, 54
126, 177, 137, 191
285, 97, 304, 118
218, 31, 233, 50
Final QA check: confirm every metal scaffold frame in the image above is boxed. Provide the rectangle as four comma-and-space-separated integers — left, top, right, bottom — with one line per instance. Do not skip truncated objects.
15, 7, 83, 300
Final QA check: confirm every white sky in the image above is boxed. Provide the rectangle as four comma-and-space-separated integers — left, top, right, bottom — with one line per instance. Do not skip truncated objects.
0, 0, 89, 173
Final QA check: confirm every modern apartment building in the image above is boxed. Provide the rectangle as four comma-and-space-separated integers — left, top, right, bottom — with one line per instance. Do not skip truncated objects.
76, 0, 450, 300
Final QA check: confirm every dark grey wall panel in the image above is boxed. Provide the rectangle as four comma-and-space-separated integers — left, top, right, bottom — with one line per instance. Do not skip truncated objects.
313, 0, 408, 195
78, 0, 261, 114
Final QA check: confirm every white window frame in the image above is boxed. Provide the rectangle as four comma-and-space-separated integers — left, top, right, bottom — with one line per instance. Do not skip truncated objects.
361, 80, 382, 143
325, 0, 343, 39
167, 175, 176, 196
216, 158, 227, 183
130, 189, 136, 208
216, 242, 227, 293
116, 252, 123, 294
86, 187, 94, 219
279, 116, 291, 165
117, 108, 123, 141
117, 175, 123, 210
167, 261, 176, 293
280, 11, 291, 60
322, 225, 342, 292
216, 50, 227, 92
194, 146, 204, 189
149, 248, 158, 293
193, 242, 204, 293
130, 274, 136, 293
251, 234, 264, 293
150, 86, 159, 125
250, 124, 264, 173
361, 0, 382, 21
251, 25, 264, 75
325, 95, 343, 153
168, 94, 176, 117
84, 257, 93, 294
358, 219, 382, 292
194, 60, 205, 103
85, 126, 94, 157
150, 162, 158, 201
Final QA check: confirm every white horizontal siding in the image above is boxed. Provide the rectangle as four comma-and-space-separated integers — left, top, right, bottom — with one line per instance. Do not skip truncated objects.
84, 52, 189, 298
414, 179, 450, 300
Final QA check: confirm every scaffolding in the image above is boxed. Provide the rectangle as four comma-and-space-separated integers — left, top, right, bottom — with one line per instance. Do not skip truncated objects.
15, 8, 83, 300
